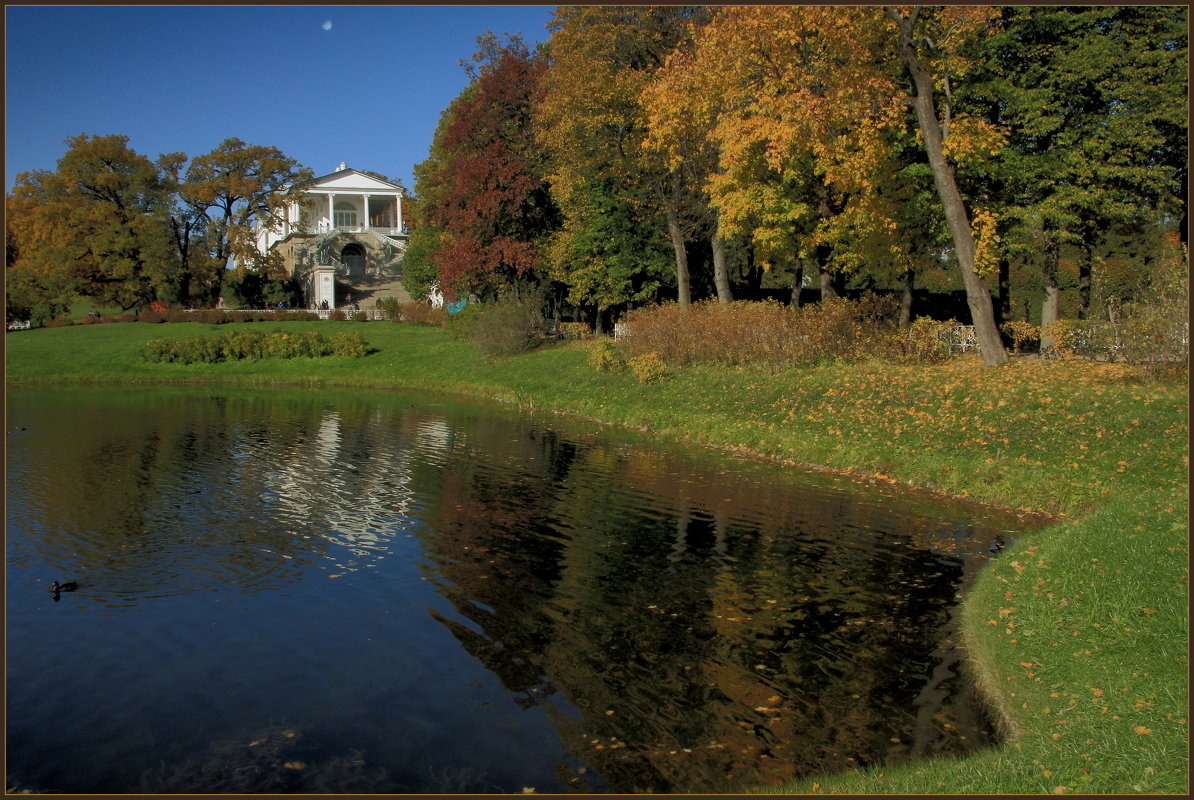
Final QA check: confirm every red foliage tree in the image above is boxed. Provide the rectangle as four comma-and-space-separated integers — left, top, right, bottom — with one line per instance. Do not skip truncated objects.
425, 35, 559, 299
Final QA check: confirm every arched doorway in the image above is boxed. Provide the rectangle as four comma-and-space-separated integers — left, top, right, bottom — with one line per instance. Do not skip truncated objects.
340, 243, 365, 277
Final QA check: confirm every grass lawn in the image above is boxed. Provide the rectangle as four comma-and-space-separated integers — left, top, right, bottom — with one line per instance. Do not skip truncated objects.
6, 320, 1189, 794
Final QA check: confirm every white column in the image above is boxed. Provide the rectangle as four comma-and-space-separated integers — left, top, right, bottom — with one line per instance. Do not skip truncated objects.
328, 193, 335, 230
396, 191, 403, 232
363, 194, 370, 230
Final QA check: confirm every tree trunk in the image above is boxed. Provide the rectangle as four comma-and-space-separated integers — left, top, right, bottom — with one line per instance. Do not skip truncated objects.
1179, 166, 1188, 249
997, 256, 1011, 327
791, 261, 805, 308
711, 228, 732, 304
1040, 226, 1061, 351
899, 269, 914, 329
819, 264, 838, 301
815, 189, 838, 303
665, 207, 691, 307
1077, 234, 1094, 321
744, 242, 763, 295
892, 9, 1008, 366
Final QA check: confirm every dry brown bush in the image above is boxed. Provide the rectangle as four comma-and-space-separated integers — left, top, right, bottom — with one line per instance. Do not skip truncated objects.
622, 296, 905, 368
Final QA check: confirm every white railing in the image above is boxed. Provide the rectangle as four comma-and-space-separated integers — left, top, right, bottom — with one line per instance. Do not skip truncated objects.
315, 222, 403, 236
938, 324, 977, 355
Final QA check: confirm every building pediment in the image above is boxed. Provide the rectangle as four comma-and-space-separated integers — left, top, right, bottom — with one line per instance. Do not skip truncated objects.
310, 167, 404, 194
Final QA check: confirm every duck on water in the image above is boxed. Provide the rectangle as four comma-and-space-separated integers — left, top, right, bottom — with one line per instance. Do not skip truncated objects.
49, 581, 78, 598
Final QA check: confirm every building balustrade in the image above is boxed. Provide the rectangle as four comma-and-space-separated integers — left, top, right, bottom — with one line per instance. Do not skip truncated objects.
310, 221, 404, 236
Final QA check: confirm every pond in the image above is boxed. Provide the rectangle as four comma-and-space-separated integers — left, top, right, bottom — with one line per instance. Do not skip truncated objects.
6, 386, 1042, 794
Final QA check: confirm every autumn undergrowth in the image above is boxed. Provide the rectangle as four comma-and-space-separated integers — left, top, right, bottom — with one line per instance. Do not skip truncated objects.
6, 321, 1189, 794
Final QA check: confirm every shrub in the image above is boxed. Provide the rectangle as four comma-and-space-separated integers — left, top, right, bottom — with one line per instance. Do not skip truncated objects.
903, 317, 956, 363
559, 322, 590, 340
142, 338, 172, 362
377, 296, 401, 322
351, 311, 370, 322
135, 309, 167, 324
622, 296, 903, 369
628, 352, 668, 383
458, 294, 546, 357
47, 315, 74, 328
225, 329, 267, 360
149, 300, 168, 314
1041, 319, 1118, 360
1000, 320, 1040, 354
141, 329, 369, 364
330, 331, 369, 358
328, 308, 348, 321
588, 338, 627, 373
396, 302, 447, 327
263, 330, 297, 359
1115, 249, 1188, 373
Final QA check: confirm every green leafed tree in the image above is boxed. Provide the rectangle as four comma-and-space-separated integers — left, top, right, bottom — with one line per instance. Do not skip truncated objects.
180, 137, 313, 304
545, 170, 673, 332
535, 5, 710, 307
964, 5, 1188, 331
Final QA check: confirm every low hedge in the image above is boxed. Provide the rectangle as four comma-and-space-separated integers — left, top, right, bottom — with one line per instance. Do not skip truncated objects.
142, 329, 369, 363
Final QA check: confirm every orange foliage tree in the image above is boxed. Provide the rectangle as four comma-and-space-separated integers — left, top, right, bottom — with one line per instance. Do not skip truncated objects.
642, 6, 1010, 364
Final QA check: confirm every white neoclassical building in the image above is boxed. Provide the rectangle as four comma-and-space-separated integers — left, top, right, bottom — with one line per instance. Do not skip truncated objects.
255, 162, 410, 309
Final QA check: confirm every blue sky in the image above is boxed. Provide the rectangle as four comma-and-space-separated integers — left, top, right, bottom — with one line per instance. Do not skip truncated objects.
5, 5, 557, 194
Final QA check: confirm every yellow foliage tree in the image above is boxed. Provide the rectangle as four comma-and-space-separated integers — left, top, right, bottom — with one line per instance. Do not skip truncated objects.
535, 6, 712, 308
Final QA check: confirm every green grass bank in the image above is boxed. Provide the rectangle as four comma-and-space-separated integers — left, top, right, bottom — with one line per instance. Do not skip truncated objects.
7, 321, 1189, 794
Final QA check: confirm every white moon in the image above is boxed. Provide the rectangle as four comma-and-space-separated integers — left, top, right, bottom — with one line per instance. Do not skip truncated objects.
322, 20, 333, 31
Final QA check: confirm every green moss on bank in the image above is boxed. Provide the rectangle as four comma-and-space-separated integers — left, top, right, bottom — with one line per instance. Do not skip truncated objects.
6, 321, 1189, 794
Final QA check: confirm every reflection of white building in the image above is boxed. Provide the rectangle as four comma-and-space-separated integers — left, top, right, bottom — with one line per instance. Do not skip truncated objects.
253, 162, 410, 309
269, 409, 418, 567
415, 418, 454, 454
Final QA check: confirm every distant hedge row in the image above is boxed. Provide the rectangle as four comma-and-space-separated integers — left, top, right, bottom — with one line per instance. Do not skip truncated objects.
60, 308, 322, 327
142, 329, 369, 363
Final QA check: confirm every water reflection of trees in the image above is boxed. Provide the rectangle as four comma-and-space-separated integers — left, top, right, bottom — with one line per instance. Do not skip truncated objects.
10, 388, 1021, 793
410, 426, 1008, 793
10, 391, 432, 599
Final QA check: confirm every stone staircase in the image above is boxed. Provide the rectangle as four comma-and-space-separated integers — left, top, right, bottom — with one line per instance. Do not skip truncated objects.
338, 274, 413, 309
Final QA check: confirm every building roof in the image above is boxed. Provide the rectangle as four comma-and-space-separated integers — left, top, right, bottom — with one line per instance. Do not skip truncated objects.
307, 164, 406, 194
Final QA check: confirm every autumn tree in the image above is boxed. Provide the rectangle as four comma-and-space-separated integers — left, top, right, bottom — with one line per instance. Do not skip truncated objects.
179, 137, 312, 304
640, 9, 733, 304
536, 6, 710, 308
887, 6, 1009, 365
404, 98, 458, 302
420, 33, 559, 300
963, 5, 1188, 329
7, 134, 177, 312
648, 7, 929, 315
678, 6, 1007, 361
544, 170, 673, 331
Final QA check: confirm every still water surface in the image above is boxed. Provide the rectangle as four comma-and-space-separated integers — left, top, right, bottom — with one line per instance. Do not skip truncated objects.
6, 387, 1039, 793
